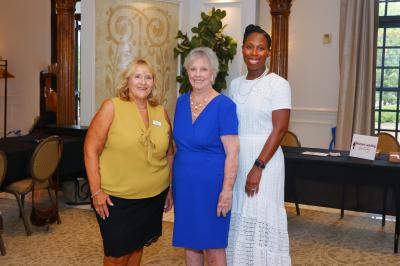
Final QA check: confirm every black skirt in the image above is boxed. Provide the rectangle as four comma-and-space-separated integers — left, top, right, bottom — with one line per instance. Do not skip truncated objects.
96, 188, 168, 257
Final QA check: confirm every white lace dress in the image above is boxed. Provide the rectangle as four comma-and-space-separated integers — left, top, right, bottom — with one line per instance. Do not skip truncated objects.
227, 73, 292, 266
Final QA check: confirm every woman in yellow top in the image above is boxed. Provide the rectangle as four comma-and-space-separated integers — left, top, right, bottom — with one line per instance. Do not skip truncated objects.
84, 59, 173, 266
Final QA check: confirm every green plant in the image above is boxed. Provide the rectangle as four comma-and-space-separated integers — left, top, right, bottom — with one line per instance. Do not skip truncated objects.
375, 105, 398, 123
174, 8, 237, 93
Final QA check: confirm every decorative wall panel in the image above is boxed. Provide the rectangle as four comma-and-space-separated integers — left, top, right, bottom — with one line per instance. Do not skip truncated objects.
95, 0, 179, 116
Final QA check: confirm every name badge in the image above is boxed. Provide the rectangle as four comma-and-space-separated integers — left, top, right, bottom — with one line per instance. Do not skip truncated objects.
152, 120, 162, 126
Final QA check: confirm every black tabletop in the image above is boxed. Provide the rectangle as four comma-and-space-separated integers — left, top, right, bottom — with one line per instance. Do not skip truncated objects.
282, 146, 400, 215
0, 133, 85, 187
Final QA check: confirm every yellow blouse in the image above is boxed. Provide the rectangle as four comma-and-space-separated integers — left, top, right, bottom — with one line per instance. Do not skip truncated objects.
99, 98, 170, 199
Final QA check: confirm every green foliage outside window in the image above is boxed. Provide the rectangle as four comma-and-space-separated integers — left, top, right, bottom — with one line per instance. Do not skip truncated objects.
379, 1, 400, 16
375, 106, 398, 123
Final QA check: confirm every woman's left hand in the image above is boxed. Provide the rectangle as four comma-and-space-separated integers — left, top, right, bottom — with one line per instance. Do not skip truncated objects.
164, 188, 173, 213
217, 189, 233, 217
245, 166, 262, 197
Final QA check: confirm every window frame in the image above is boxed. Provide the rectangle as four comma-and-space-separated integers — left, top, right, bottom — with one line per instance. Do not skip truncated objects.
375, 0, 400, 140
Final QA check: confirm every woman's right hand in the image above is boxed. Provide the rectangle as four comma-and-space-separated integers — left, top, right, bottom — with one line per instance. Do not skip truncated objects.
93, 190, 114, 219
217, 189, 233, 217
164, 188, 174, 213
245, 166, 262, 197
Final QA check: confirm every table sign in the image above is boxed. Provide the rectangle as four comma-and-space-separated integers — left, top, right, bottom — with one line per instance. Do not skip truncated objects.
349, 134, 378, 160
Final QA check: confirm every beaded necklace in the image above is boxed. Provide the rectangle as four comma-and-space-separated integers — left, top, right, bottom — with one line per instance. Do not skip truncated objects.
235, 68, 269, 104
190, 90, 213, 120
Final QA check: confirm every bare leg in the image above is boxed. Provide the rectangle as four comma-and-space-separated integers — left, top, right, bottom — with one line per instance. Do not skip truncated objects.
127, 248, 144, 266
185, 248, 204, 266
207, 248, 227, 266
104, 254, 129, 266
103, 248, 143, 266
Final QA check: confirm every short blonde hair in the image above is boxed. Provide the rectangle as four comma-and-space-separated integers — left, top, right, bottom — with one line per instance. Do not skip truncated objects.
184, 47, 219, 85
115, 59, 159, 106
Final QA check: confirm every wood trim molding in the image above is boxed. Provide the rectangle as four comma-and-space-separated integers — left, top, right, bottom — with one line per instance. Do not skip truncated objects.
268, 0, 292, 79
56, 0, 77, 125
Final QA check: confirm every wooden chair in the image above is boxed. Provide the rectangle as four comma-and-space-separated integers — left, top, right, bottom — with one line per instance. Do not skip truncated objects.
1, 136, 63, 235
376, 132, 400, 154
377, 132, 400, 226
281, 130, 301, 215
281, 130, 301, 148
0, 151, 7, 255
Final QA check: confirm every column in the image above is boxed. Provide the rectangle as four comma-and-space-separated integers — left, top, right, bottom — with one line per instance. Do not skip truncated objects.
269, 0, 292, 79
56, 0, 77, 125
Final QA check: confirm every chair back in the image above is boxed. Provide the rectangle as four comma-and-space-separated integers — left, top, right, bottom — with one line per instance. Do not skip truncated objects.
376, 132, 400, 154
0, 151, 7, 187
281, 131, 301, 147
29, 136, 62, 184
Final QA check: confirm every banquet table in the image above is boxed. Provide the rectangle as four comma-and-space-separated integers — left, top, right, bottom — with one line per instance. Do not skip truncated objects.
283, 146, 400, 252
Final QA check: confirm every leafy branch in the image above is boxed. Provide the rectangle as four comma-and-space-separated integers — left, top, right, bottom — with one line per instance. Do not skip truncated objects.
174, 8, 237, 93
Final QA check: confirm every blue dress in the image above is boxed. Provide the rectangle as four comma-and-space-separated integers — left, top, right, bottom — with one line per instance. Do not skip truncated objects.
172, 93, 238, 250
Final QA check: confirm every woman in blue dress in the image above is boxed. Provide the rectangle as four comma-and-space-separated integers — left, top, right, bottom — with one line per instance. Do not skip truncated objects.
173, 47, 240, 265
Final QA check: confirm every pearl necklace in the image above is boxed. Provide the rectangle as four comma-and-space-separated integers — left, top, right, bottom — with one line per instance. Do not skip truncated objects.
235, 68, 269, 104
190, 91, 212, 119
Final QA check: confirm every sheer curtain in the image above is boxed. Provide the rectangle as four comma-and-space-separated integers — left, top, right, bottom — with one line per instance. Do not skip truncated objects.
335, 0, 378, 150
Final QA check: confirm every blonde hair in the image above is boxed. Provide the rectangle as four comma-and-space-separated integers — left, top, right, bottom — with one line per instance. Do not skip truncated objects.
115, 59, 159, 106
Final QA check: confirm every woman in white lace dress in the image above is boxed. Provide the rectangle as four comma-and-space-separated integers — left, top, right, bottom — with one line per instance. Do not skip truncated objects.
227, 24, 292, 265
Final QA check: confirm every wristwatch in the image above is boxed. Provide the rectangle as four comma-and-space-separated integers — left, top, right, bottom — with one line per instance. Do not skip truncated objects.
254, 159, 266, 169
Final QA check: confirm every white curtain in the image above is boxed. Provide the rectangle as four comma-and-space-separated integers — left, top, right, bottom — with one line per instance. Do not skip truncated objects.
335, 0, 378, 149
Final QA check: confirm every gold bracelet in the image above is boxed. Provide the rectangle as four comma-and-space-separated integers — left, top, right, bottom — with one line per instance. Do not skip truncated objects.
91, 189, 102, 198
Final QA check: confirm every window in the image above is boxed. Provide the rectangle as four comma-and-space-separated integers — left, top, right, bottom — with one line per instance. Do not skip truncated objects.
375, 0, 400, 141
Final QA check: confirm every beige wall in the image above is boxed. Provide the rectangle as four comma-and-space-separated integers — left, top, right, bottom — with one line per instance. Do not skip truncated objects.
0, 0, 341, 148
83, 0, 341, 148
259, 0, 340, 148
94, 0, 179, 117
0, 0, 51, 135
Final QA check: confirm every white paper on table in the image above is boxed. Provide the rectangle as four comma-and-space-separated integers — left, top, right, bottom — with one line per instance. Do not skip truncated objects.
349, 134, 378, 160
302, 151, 329, 157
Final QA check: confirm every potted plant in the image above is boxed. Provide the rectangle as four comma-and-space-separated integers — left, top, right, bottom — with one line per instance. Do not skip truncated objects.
174, 8, 237, 93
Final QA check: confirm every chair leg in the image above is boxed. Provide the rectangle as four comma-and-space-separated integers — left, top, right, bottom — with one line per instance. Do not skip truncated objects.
15, 195, 32, 236
20, 194, 26, 218
54, 188, 61, 224
47, 188, 61, 224
0, 235, 5, 256
295, 202, 300, 216
382, 186, 388, 227
341, 184, 346, 219
0, 215, 6, 256
56, 212, 61, 224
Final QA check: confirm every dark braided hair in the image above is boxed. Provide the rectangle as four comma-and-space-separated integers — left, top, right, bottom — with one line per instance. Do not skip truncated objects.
243, 24, 271, 49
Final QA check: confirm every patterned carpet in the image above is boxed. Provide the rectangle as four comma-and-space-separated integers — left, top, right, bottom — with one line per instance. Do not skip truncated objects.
0, 198, 399, 265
